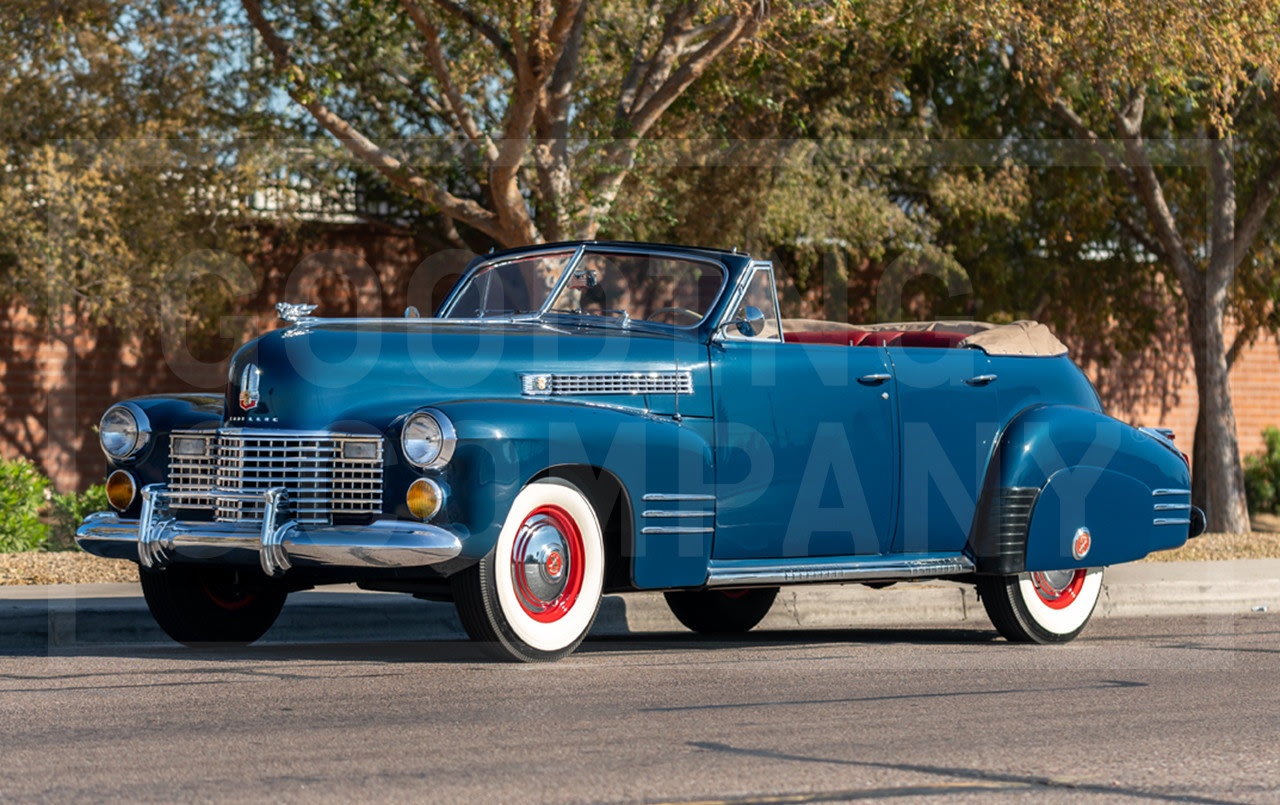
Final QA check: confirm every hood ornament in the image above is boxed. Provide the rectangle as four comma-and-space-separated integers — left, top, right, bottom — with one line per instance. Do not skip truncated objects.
276, 302, 318, 323
239, 364, 262, 411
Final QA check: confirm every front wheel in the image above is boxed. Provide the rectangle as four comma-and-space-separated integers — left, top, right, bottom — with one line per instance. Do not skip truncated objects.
977, 567, 1103, 644
139, 566, 287, 646
452, 479, 605, 662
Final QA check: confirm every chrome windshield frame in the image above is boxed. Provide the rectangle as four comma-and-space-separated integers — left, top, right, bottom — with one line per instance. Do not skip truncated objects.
436, 244, 586, 321
437, 243, 732, 332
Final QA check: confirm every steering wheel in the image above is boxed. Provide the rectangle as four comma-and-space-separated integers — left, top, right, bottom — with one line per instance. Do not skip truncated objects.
645, 307, 702, 324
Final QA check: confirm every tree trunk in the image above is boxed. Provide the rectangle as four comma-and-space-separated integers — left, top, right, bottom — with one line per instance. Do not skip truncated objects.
1191, 403, 1207, 512
1186, 293, 1251, 533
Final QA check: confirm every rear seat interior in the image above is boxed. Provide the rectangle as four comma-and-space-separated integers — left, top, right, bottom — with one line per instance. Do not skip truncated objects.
782, 329, 969, 348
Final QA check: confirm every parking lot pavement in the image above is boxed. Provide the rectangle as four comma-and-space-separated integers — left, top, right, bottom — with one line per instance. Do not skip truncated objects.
2, 558, 1277, 651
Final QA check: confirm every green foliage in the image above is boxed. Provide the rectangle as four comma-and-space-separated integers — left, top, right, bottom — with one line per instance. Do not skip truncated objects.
1244, 427, 1280, 513
48, 485, 109, 552
0, 1, 272, 336
0, 458, 50, 553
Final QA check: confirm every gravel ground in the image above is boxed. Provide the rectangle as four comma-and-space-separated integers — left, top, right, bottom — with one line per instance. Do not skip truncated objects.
4, 515, 1279, 586
0, 552, 138, 586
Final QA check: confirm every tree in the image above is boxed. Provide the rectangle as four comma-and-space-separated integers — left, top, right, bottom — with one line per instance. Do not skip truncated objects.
238, 0, 860, 248
0, 0, 265, 335
964, 1, 1280, 532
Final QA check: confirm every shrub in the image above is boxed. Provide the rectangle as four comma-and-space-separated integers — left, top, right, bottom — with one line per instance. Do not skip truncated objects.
0, 458, 50, 552
1243, 426, 1280, 514
48, 484, 109, 551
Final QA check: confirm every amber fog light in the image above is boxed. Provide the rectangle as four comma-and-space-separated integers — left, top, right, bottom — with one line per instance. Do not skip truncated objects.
106, 470, 137, 511
406, 478, 444, 520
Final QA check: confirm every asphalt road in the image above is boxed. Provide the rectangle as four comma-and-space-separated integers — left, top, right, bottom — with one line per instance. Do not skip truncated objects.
1, 615, 1277, 804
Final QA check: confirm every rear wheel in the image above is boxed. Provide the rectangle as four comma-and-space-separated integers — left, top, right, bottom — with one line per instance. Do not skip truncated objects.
452, 479, 605, 662
664, 587, 779, 634
977, 567, 1103, 643
139, 566, 287, 646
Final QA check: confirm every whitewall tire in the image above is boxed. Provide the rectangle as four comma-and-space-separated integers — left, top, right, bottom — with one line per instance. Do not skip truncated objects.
452, 478, 605, 662
977, 567, 1103, 644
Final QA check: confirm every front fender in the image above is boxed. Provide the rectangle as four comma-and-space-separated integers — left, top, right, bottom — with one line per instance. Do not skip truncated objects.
101, 394, 224, 517
424, 400, 715, 588
969, 404, 1191, 574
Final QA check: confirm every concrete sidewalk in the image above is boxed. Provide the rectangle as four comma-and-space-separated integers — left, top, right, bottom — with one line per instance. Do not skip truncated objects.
2, 559, 1276, 651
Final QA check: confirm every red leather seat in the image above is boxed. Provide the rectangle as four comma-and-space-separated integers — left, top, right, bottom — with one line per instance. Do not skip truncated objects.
782, 330, 872, 346
861, 330, 904, 347
896, 330, 967, 348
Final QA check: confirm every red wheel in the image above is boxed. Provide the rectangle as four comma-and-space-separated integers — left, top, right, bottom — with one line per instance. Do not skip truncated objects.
510, 505, 585, 624
452, 479, 604, 662
1028, 569, 1087, 610
977, 567, 1103, 644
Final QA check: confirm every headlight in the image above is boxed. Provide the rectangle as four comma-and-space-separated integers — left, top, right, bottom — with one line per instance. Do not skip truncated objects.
401, 409, 456, 470
99, 403, 150, 460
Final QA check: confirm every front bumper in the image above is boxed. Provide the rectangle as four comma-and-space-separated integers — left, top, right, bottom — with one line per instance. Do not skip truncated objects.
75, 484, 463, 578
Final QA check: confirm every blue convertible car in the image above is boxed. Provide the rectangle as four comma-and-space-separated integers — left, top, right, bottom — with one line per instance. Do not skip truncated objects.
78, 241, 1204, 661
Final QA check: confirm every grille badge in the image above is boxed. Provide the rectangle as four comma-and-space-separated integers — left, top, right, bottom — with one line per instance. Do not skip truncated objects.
239, 364, 261, 411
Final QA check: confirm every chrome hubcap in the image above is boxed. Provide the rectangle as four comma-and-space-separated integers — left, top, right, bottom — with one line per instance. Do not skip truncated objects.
512, 513, 572, 613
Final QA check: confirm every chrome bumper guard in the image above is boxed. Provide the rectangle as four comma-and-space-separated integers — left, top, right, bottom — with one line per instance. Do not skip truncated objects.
75, 484, 463, 578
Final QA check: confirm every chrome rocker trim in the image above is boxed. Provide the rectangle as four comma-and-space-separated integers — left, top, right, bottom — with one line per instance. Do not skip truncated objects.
76, 485, 463, 579
705, 554, 976, 588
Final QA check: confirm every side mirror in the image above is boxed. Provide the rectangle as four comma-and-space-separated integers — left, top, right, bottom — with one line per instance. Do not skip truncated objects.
735, 306, 766, 337
404, 306, 421, 318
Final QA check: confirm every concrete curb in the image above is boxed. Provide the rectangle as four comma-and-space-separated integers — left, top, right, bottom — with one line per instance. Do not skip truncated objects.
2, 559, 1276, 651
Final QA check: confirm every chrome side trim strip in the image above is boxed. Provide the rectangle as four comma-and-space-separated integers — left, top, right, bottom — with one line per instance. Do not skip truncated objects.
1152, 488, 1191, 496
642, 493, 716, 502
640, 526, 715, 535
1153, 503, 1192, 511
641, 510, 714, 518
1153, 518, 1192, 526
706, 555, 976, 588
521, 371, 693, 397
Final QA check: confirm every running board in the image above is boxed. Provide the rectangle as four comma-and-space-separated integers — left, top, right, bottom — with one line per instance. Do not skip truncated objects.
705, 554, 975, 588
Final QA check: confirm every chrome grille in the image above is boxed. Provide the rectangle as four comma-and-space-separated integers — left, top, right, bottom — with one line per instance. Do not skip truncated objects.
522, 371, 693, 396
168, 429, 384, 525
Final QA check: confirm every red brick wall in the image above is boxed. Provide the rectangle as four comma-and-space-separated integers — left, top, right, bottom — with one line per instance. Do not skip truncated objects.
1105, 328, 1280, 466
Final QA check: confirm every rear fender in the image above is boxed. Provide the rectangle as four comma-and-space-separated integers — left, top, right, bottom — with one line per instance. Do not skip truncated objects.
969, 404, 1191, 574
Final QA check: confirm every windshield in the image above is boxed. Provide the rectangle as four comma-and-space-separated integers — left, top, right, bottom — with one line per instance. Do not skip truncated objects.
443, 249, 726, 326
443, 252, 575, 318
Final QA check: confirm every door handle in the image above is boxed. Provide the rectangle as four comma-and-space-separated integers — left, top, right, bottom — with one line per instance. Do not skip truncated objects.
964, 374, 998, 386
858, 373, 892, 385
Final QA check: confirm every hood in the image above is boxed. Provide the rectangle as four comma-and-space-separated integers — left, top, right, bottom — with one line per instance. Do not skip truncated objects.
223, 320, 711, 430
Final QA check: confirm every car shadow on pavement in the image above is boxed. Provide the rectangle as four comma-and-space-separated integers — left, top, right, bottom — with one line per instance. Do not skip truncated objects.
3, 625, 1003, 664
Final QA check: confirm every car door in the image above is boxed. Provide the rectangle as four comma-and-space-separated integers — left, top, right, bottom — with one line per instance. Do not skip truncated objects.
887, 346, 1000, 554
709, 266, 899, 560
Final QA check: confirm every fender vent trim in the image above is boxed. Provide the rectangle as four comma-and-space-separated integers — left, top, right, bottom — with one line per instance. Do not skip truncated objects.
969, 486, 1039, 575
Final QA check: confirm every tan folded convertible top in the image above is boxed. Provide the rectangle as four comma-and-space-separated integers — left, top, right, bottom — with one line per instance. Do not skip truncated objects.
778, 318, 1069, 357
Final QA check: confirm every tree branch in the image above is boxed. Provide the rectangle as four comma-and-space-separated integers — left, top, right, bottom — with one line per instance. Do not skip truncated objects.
1116, 211, 1166, 262
627, 12, 756, 138
241, 0, 500, 238
1047, 94, 1137, 191
1234, 94, 1280, 268
1112, 88, 1198, 292
428, 0, 517, 73
616, 0, 665, 123
625, 4, 700, 122
400, 0, 499, 163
